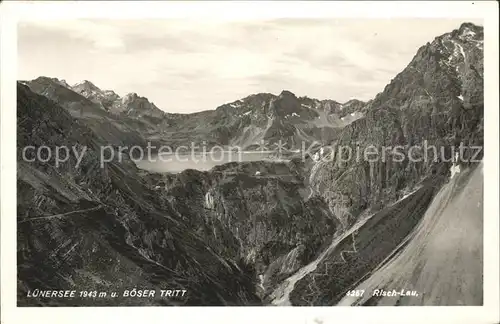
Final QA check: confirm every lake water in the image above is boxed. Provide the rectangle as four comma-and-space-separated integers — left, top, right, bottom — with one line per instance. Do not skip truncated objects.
135, 151, 288, 173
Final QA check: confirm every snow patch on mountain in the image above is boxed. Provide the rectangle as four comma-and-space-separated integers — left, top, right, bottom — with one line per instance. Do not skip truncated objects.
455, 42, 466, 60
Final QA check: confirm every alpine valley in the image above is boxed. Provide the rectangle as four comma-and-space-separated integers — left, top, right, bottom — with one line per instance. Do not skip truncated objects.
17, 22, 484, 306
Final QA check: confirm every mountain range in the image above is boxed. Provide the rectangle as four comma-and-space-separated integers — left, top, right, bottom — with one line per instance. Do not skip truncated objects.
22, 75, 366, 151
17, 22, 484, 306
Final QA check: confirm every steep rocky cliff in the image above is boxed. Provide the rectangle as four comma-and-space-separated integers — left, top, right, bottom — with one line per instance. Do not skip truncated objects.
337, 161, 483, 306
142, 159, 338, 298
17, 83, 261, 306
309, 22, 483, 228
71, 80, 120, 111
271, 22, 484, 306
16, 83, 338, 305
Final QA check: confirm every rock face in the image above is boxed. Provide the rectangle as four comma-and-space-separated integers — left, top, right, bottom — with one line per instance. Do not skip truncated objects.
17, 83, 260, 306
16, 22, 483, 307
145, 159, 338, 299
309, 22, 483, 228
72, 80, 120, 111
271, 22, 484, 306
337, 161, 483, 306
16, 83, 338, 305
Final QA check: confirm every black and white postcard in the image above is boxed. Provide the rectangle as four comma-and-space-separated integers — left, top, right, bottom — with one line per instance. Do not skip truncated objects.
1, 1, 499, 324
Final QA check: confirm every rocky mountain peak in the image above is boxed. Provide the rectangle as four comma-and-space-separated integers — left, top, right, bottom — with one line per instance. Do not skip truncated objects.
278, 90, 297, 99
72, 80, 101, 92
72, 80, 102, 97
269, 90, 302, 118
238, 92, 277, 107
45, 77, 70, 88
121, 92, 146, 106
457, 22, 483, 37
117, 92, 165, 120
370, 22, 483, 116
70, 80, 119, 111
342, 99, 364, 106
123, 92, 139, 99
32, 76, 68, 88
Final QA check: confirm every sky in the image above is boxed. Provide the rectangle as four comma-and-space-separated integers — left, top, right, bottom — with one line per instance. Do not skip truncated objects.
18, 18, 483, 113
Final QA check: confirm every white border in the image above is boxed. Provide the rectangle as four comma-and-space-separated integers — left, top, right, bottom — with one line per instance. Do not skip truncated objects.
1, 1, 499, 324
